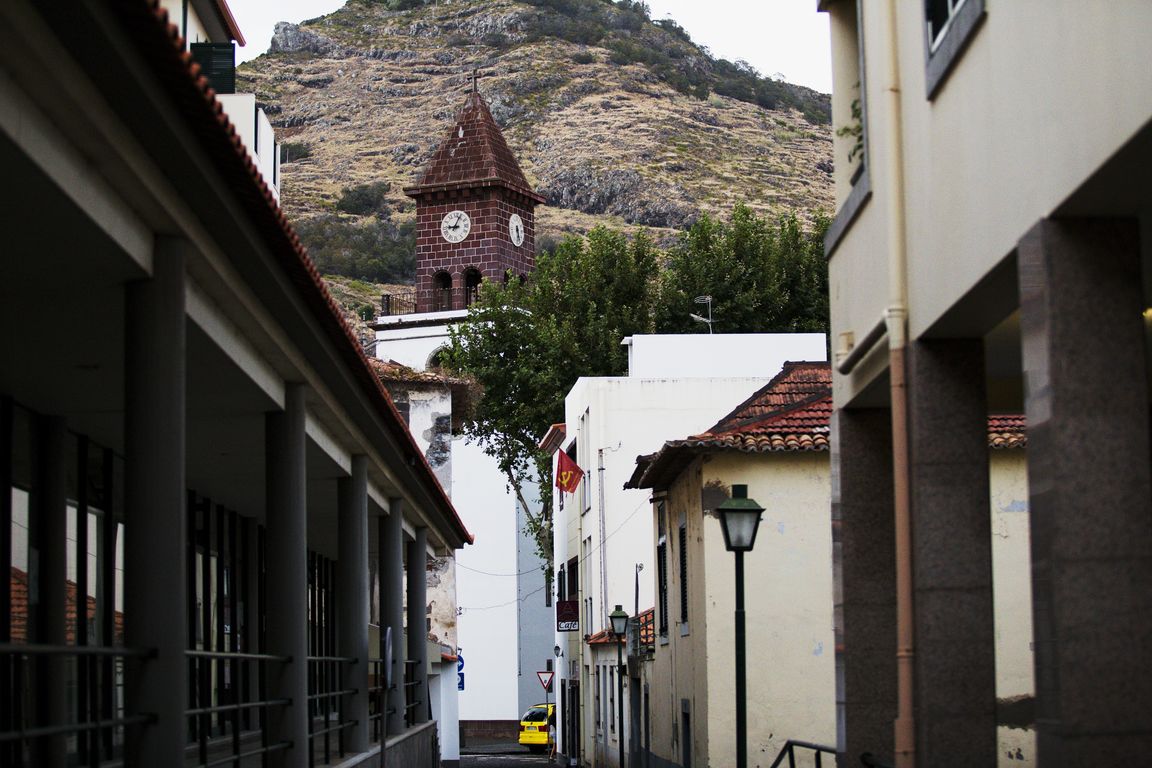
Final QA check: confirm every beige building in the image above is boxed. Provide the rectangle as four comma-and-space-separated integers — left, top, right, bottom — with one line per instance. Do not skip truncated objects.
629, 363, 1031, 767
819, 1, 1152, 765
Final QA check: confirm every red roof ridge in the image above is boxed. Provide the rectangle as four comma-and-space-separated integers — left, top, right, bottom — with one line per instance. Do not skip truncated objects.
135, 0, 472, 545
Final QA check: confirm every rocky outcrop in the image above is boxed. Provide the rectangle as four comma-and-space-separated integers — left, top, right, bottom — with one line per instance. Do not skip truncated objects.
269, 22, 340, 56
536, 166, 694, 229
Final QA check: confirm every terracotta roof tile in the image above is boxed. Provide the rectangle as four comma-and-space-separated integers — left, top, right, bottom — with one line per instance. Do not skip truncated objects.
629, 362, 1027, 489
10, 567, 124, 645
585, 629, 624, 646
404, 91, 545, 203
989, 414, 1027, 449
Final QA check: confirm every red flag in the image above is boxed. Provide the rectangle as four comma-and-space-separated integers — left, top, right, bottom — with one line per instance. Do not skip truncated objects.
555, 451, 584, 494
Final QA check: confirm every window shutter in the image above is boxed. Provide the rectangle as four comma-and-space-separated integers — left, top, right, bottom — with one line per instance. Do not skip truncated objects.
678, 524, 688, 623
190, 43, 236, 95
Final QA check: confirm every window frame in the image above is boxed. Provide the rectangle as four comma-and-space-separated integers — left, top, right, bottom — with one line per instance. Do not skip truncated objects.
924, 0, 986, 100
824, 0, 872, 259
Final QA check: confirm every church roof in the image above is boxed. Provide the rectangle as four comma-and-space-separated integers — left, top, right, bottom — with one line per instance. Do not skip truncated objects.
404, 90, 545, 203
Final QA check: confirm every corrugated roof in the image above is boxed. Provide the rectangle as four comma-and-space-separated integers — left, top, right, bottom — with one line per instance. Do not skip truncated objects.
404, 90, 545, 203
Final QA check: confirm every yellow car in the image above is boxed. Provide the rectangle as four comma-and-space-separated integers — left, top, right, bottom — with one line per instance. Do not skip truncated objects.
517, 703, 555, 753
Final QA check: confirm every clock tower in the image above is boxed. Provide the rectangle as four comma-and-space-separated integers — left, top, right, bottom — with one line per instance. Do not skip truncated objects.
404, 86, 545, 313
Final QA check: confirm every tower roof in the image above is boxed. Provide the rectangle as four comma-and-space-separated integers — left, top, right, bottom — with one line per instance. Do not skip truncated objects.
404, 90, 545, 203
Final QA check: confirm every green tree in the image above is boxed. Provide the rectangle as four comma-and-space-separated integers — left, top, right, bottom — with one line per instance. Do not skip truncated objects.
655, 204, 829, 335
445, 227, 656, 565
446, 209, 828, 568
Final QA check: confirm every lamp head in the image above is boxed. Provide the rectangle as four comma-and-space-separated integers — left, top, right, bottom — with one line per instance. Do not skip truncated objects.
717, 484, 764, 552
609, 604, 629, 637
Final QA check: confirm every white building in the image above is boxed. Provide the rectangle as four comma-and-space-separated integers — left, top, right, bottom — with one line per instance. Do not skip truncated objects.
374, 315, 553, 741
159, 0, 281, 201
546, 333, 827, 767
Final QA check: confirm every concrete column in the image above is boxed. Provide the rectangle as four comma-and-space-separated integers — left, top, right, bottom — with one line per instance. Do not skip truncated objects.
265, 384, 309, 765
31, 416, 67, 768
1018, 217, 1152, 764
123, 238, 188, 766
381, 498, 406, 735
831, 408, 896, 764
907, 340, 996, 765
406, 527, 429, 724
338, 455, 370, 752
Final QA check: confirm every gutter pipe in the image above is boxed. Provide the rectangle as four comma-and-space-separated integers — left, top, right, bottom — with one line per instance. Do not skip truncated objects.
880, 1, 915, 765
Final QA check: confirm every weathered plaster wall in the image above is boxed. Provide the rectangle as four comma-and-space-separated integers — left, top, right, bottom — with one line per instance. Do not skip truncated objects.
990, 450, 1034, 766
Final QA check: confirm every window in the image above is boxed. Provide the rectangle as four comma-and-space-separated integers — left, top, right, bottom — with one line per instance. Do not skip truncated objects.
567, 556, 579, 614
463, 267, 483, 306
656, 501, 669, 637
678, 519, 689, 625
609, 666, 615, 732
557, 564, 567, 601
594, 666, 601, 732
924, 0, 986, 99
432, 271, 452, 311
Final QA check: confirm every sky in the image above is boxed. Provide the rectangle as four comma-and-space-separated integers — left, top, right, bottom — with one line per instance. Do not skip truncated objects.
231, 0, 832, 93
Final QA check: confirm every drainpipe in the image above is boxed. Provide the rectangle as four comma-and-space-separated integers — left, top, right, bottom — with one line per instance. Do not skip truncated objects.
880, 0, 914, 765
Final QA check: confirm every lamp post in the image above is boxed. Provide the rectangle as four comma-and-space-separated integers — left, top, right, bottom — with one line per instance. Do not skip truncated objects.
717, 485, 764, 768
553, 644, 563, 758
610, 604, 629, 768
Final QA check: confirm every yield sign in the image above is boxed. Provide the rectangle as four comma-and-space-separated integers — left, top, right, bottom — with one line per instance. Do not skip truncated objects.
537, 671, 554, 691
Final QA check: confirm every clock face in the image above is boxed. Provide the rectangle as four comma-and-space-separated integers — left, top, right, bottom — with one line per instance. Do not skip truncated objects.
508, 213, 525, 247
440, 210, 471, 243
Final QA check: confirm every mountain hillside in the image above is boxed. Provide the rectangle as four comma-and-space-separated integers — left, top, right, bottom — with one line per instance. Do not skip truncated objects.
238, 0, 835, 285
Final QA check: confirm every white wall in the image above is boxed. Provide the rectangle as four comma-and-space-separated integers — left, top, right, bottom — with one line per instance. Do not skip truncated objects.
432, 662, 461, 762
565, 375, 775, 637
452, 437, 521, 721
216, 94, 280, 202
625, 333, 827, 378
158, 0, 210, 46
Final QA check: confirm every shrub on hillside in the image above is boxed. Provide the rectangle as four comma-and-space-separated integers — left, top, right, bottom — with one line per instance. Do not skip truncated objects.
335, 181, 392, 216
295, 215, 415, 284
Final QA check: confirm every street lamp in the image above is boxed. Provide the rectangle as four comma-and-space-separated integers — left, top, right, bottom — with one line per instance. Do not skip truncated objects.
610, 604, 629, 768
717, 485, 764, 768
552, 644, 563, 758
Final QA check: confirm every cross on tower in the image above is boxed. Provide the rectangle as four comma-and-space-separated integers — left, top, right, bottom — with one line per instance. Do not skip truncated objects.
471, 67, 479, 94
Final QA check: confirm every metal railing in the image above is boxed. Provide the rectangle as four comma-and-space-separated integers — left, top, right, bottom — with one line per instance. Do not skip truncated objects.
768, 739, 838, 768
185, 648, 292, 767
0, 643, 154, 767
368, 658, 387, 743
403, 659, 422, 726
380, 290, 416, 316
308, 654, 358, 766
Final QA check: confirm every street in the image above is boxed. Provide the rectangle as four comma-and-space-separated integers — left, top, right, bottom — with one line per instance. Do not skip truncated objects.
462, 754, 549, 767
461, 744, 550, 768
